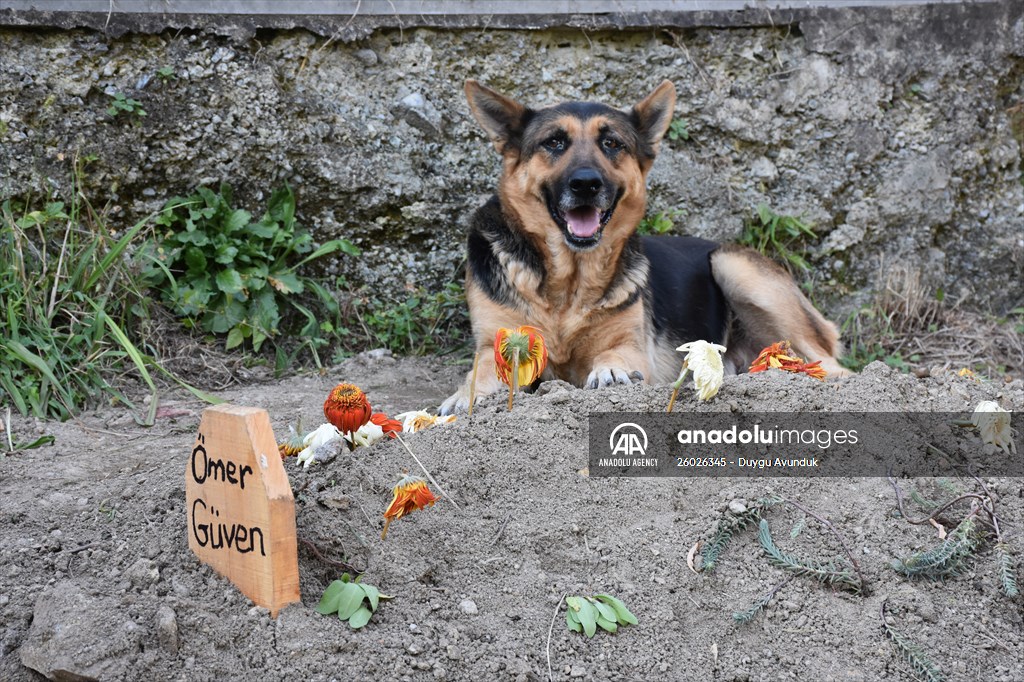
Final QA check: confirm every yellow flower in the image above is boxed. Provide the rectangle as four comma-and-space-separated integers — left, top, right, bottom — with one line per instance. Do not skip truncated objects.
277, 422, 306, 458
971, 401, 1016, 455
494, 325, 549, 388
675, 340, 727, 401
394, 410, 457, 433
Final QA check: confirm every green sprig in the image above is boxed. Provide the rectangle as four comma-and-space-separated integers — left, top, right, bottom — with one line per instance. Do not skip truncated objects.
758, 519, 863, 593
996, 543, 1019, 598
891, 517, 980, 580
701, 496, 781, 572
881, 601, 945, 682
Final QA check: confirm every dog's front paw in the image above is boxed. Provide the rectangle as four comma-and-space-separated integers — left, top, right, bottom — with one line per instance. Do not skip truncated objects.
585, 367, 645, 389
439, 391, 470, 416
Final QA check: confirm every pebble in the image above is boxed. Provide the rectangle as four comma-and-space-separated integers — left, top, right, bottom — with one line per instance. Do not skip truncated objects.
156, 605, 178, 653
355, 49, 378, 65
126, 558, 159, 588
458, 599, 478, 615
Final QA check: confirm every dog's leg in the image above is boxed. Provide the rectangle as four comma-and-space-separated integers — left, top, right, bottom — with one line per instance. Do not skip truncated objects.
439, 349, 505, 415
711, 245, 850, 377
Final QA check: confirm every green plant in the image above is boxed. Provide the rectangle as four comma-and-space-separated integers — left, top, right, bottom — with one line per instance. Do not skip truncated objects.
732, 576, 792, 624
316, 573, 387, 629
889, 475, 1015, 597
996, 543, 1019, 597
143, 184, 359, 355
565, 594, 637, 637
700, 496, 781, 572
892, 517, 981, 579
106, 91, 147, 120
156, 66, 177, 81
637, 209, 684, 236
667, 118, 689, 142
838, 306, 914, 373
0, 164, 211, 421
345, 281, 467, 357
739, 204, 817, 272
759, 519, 863, 593
881, 600, 945, 682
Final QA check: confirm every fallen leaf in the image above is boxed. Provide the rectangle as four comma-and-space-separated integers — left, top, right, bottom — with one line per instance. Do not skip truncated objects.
156, 405, 193, 419
686, 540, 701, 574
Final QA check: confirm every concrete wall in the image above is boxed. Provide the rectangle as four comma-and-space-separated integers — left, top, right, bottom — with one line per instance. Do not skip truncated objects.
1, 1, 1021, 314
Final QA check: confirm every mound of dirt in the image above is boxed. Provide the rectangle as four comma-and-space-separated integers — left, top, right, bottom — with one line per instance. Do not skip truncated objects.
1, 355, 1021, 682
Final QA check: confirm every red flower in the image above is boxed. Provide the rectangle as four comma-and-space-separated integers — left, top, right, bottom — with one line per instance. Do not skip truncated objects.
381, 474, 438, 539
749, 341, 827, 381
370, 412, 402, 439
324, 383, 372, 435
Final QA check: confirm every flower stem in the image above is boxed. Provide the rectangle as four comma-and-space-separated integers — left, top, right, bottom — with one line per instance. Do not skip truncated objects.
381, 517, 392, 541
395, 433, 461, 509
507, 346, 519, 411
667, 361, 689, 413
468, 351, 480, 417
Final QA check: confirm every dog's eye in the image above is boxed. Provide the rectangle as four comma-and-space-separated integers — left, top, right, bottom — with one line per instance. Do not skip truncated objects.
602, 137, 623, 151
542, 136, 566, 152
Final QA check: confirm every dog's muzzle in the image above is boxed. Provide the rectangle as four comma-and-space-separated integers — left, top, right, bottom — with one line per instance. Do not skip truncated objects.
546, 168, 620, 250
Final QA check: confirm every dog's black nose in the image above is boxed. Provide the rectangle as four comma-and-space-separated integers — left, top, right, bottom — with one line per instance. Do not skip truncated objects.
568, 168, 603, 199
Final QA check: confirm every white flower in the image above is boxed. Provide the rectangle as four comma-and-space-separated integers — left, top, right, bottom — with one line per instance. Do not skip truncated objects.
971, 401, 1016, 455
345, 420, 385, 448
296, 423, 342, 468
675, 341, 727, 402
395, 410, 457, 433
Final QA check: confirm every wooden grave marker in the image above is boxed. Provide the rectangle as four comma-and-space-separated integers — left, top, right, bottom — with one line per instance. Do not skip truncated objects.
186, 404, 300, 616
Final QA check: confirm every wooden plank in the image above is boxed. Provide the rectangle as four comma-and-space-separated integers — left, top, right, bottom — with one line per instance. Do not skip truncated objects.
186, 404, 300, 617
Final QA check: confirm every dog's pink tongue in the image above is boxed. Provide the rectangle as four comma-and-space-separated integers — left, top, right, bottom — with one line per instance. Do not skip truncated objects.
565, 207, 601, 238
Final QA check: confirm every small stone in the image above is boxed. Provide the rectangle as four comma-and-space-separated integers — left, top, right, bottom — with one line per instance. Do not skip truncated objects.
355, 49, 378, 65
458, 599, 478, 615
408, 642, 424, 655
728, 500, 748, 515
126, 558, 159, 588
156, 605, 178, 652
401, 92, 426, 109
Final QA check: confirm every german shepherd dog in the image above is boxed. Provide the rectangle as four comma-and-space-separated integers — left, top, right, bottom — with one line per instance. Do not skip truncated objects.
439, 80, 846, 414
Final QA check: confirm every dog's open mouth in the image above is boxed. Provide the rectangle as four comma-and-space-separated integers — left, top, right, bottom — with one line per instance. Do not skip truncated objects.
546, 194, 619, 249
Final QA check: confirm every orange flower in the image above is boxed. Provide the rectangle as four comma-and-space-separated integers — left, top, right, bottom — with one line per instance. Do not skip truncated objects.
370, 412, 402, 439
749, 341, 827, 381
494, 326, 548, 409
381, 474, 438, 539
277, 423, 306, 458
324, 383, 372, 435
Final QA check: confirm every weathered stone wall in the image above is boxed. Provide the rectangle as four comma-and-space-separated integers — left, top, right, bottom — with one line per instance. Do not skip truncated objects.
1, 1, 1021, 315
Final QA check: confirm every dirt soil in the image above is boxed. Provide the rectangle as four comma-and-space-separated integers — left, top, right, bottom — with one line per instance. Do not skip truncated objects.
1, 354, 1022, 682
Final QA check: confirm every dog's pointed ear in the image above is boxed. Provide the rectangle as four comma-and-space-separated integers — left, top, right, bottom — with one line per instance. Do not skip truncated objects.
465, 79, 529, 154
632, 80, 677, 157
